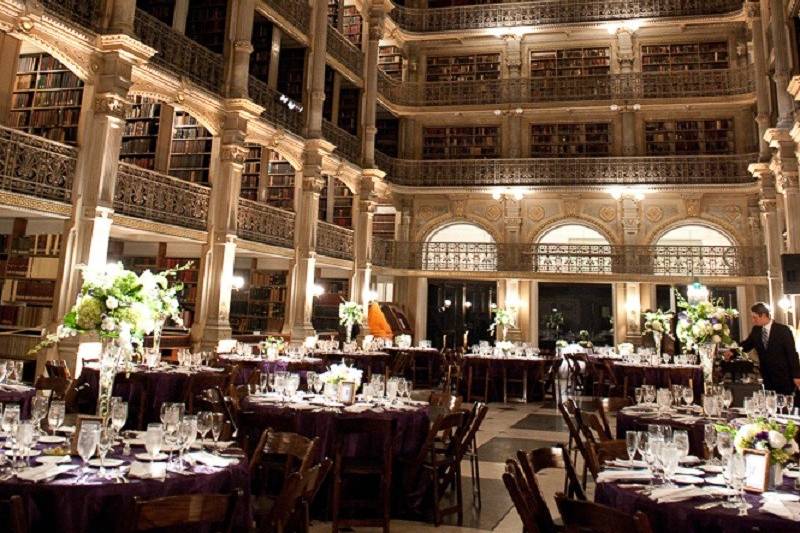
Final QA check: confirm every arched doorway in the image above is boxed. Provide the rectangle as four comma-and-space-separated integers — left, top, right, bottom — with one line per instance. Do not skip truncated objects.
424, 222, 497, 271
534, 223, 612, 274
653, 224, 734, 276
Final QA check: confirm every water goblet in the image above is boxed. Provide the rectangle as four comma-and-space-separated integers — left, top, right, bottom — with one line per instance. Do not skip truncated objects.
144, 423, 163, 459
15, 421, 34, 469
704, 423, 717, 463
673, 429, 690, 459
30, 396, 48, 435
77, 423, 100, 479
111, 400, 128, 437
197, 411, 212, 449
682, 386, 694, 407
777, 394, 788, 416
96, 425, 114, 477
210, 412, 224, 450
786, 394, 795, 416
46, 401, 64, 436
304, 372, 317, 394
625, 431, 639, 462
386, 378, 399, 403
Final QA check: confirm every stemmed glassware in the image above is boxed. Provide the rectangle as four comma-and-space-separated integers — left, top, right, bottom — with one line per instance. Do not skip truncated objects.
729, 453, 750, 515
47, 400, 65, 436
111, 400, 128, 439
176, 415, 197, 470
96, 425, 114, 477
704, 423, 717, 463
210, 412, 224, 451
625, 431, 639, 462
682, 386, 694, 407
197, 411, 212, 450
144, 423, 164, 459
15, 421, 34, 469
716, 431, 737, 508
30, 396, 47, 435
77, 422, 100, 480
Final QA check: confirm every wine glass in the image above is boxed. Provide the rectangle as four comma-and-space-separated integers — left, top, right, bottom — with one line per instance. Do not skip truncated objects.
286, 374, 300, 398
96, 425, 114, 477
644, 436, 662, 484
625, 431, 639, 462
704, 423, 717, 462
786, 394, 795, 417
197, 411, 212, 450
673, 430, 690, 459
386, 379, 399, 403
16, 421, 34, 468
111, 401, 128, 437
30, 396, 48, 435
777, 394, 788, 416
77, 423, 100, 479
305, 372, 317, 394
313, 374, 324, 395
682, 386, 694, 407
729, 453, 750, 515
765, 394, 778, 419
634, 387, 643, 405
397, 378, 408, 399
47, 400, 64, 436
177, 415, 197, 469
210, 412, 224, 450
144, 423, 164, 459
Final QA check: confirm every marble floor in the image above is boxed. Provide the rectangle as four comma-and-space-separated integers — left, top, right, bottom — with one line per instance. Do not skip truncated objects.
311, 399, 596, 532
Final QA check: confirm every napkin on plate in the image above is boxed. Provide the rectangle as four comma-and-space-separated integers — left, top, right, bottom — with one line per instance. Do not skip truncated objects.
344, 404, 373, 413
761, 500, 800, 521
596, 469, 653, 483
16, 463, 76, 483
128, 461, 167, 480
649, 485, 706, 503
186, 451, 237, 468
607, 459, 648, 469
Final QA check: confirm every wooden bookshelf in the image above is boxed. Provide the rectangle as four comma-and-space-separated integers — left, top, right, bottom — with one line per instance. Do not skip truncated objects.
323, 66, 335, 122
230, 264, 287, 334
530, 123, 611, 157
240, 143, 263, 201
378, 46, 404, 80
342, 5, 362, 46
120, 96, 161, 170
423, 126, 499, 159
265, 151, 295, 211
530, 47, 611, 78
338, 87, 360, 135
426, 53, 501, 82
278, 48, 306, 102
250, 13, 273, 82
137, 0, 174, 25
10, 53, 84, 145
373, 212, 396, 239
169, 111, 213, 185
185, 0, 227, 54
645, 119, 735, 155
319, 176, 353, 227
641, 41, 728, 72
376, 115, 399, 157
164, 256, 198, 327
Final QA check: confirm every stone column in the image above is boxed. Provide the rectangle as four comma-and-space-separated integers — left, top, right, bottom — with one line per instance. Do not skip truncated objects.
288, 140, 334, 339
173, 0, 189, 33
361, 1, 391, 168
105, 0, 136, 34
46, 34, 154, 373
769, 0, 795, 129
306, 0, 329, 138
351, 171, 381, 312
192, 101, 262, 350
267, 26, 282, 90
747, 2, 772, 161
616, 28, 637, 156
769, 129, 800, 251
528, 280, 539, 345
498, 279, 523, 341
222, 0, 255, 99
750, 163, 786, 322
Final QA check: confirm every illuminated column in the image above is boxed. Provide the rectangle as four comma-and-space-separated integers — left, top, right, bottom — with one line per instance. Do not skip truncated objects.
351, 172, 380, 315
769, 129, 800, 252
361, 1, 391, 168
306, 0, 329, 138
497, 279, 523, 341
750, 162, 786, 323
747, 2, 772, 160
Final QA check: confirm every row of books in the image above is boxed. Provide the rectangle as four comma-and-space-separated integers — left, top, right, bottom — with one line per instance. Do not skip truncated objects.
121, 138, 156, 154
18, 54, 68, 72
124, 120, 159, 136
11, 108, 80, 127
0, 304, 52, 327
12, 90, 82, 108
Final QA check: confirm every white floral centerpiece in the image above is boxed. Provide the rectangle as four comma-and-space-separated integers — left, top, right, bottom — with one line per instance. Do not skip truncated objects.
674, 290, 738, 382
495, 340, 514, 356
259, 336, 286, 359
319, 362, 363, 386
339, 301, 365, 343
717, 419, 799, 487
642, 309, 673, 355
618, 342, 634, 356
489, 306, 517, 341
395, 334, 412, 348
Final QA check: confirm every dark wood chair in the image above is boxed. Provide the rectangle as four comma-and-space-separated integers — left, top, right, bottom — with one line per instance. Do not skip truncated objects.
411, 349, 436, 388
331, 417, 396, 533
502, 364, 528, 403
0, 495, 27, 533
558, 399, 592, 489
45, 359, 70, 379
34, 375, 71, 402
517, 446, 586, 509
128, 490, 241, 533
466, 358, 491, 403
457, 402, 488, 509
194, 386, 238, 438
586, 439, 629, 479
593, 397, 632, 440
502, 461, 540, 533
249, 429, 318, 479
555, 493, 654, 533
293, 458, 333, 533
539, 356, 562, 404
182, 372, 230, 414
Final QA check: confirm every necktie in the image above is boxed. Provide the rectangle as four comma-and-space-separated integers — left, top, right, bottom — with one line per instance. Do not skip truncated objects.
762, 327, 769, 349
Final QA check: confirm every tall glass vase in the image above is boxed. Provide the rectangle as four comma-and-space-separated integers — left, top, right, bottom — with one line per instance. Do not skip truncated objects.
653, 331, 663, 356
152, 317, 165, 354
97, 338, 125, 420
345, 323, 353, 343
501, 326, 508, 342
698, 342, 716, 384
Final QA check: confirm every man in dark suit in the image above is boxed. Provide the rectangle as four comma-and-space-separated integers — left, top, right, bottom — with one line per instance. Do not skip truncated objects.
727, 302, 800, 395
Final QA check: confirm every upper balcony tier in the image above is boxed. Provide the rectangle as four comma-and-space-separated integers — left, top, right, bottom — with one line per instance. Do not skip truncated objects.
388, 0, 746, 33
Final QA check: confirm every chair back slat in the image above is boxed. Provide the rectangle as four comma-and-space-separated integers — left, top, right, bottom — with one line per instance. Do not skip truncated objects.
555, 493, 653, 533
133, 490, 241, 532
0, 495, 27, 533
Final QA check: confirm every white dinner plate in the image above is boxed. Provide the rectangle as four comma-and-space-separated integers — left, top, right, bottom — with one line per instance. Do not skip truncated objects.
2, 449, 41, 457
700, 464, 724, 473
679, 456, 702, 465
124, 439, 145, 447
38, 435, 67, 444
673, 474, 705, 484
134, 452, 168, 461
762, 492, 800, 502
35, 455, 71, 465
676, 467, 704, 476
88, 458, 125, 468
704, 475, 727, 485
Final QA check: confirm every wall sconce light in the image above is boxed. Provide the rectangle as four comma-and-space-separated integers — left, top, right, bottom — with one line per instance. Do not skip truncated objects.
444, 299, 452, 308
608, 186, 646, 201
311, 284, 325, 298
231, 275, 245, 291
278, 93, 303, 113
491, 187, 527, 201
778, 296, 793, 312
686, 280, 709, 304
464, 301, 472, 309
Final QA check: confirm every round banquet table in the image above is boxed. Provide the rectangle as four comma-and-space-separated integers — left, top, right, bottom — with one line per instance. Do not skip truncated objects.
615, 406, 713, 457
76, 364, 227, 425
461, 354, 557, 403
608, 361, 704, 401
0, 383, 35, 417
311, 350, 390, 379
383, 347, 442, 387
0, 436, 250, 533
217, 354, 327, 384
596, 477, 800, 533
240, 394, 430, 515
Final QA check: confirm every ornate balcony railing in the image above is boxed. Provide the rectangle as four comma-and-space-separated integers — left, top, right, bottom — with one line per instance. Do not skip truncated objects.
115, 163, 209, 231
134, 9, 224, 95
0, 126, 74, 204
327, 26, 364, 77
317, 221, 354, 260
237, 198, 296, 248
389, 0, 746, 33
378, 68, 754, 107
372, 239, 767, 277
267, 0, 311, 33
42, 0, 102, 32
249, 77, 305, 135
377, 153, 756, 187
322, 120, 362, 164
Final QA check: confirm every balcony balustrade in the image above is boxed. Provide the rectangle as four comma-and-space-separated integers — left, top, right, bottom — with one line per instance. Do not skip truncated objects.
317, 221, 355, 260
249, 77, 305, 135
377, 153, 756, 187
378, 68, 754, 107
327, 26, 364, 77
322, 120, 362, 164
41, 0, 102, 31
237, 198, 296, 247
372, 239, 766, 277
115, 163, 210, 231
266, 0, 311, 33
0, 126, 74, 203
134, 9, 224, 95
389, 0, 746, 33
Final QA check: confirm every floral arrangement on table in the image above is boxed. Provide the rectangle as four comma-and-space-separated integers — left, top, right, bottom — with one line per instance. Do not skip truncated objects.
339, 301, 365, 342
578, 330, 593, 349
495, 340, 514, 355
674, 291, 738, 352
259, 336, 286, 358
319, 362, 363, 386
717, 419, 799, 466
395, 334, 412, 348
643, 309, 674, 336
617, 342, 634, 356
489, 306, 517, 341
544, 308, 564, 334
555, 339, 568, 351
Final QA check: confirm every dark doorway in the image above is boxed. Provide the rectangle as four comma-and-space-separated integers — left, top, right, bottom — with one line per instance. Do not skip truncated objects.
538, 283, 613, 349
427, 280, 496, 350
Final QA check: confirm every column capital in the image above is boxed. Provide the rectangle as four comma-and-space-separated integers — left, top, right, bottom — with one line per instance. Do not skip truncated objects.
220, 143, 249, 165
788, 75, 800, 99
96, 34, 157, 64
94, 93, 129, 121
745, 0, 760, 19
223, 97, 264, 121
302, 175, 326, 194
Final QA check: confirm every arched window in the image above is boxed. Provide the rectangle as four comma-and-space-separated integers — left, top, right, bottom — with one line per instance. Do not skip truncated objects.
534, 223, 612, 273
654, 224, 735, 276
423, 223, 497, 271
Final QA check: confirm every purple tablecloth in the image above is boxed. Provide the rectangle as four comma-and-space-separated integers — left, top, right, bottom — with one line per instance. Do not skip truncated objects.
461, 356, 555, 402
596, 478, 800, 532
0, 438, 250, 533
0, 383, 35, 417
217, 355, 327, 384
616, 409, 709, 457
611, 362, 704, 401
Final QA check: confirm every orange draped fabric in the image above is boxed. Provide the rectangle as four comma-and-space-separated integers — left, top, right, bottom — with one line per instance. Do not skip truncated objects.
368, 302, 393, 339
